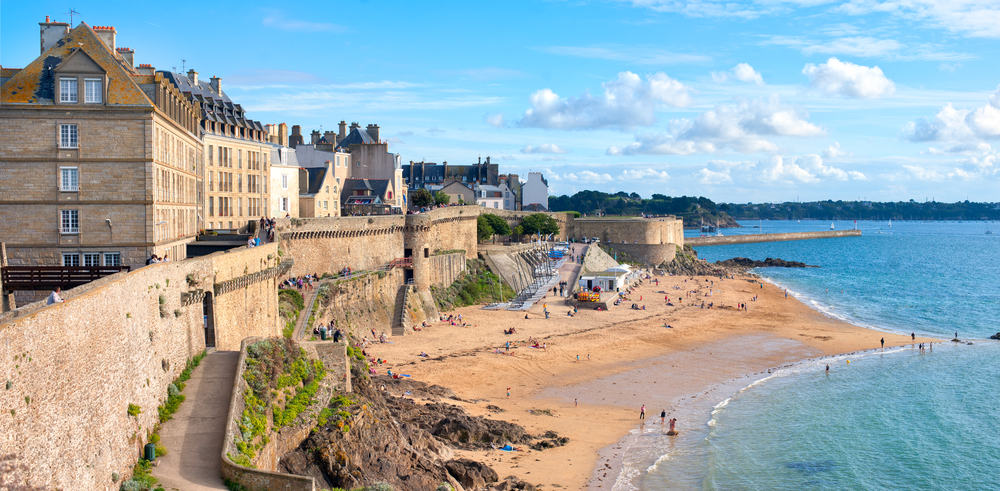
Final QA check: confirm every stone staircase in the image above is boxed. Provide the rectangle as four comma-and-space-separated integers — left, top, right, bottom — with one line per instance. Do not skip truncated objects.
391, 284, 412, 336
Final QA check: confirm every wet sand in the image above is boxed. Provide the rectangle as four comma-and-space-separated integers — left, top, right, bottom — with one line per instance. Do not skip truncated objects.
366, 272, 936, 489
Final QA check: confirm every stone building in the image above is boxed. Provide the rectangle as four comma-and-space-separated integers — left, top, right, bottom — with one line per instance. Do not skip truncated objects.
161, 70, 270, 231
294, 145, 350, 217
403, 156, 499, 189
522, 172, 549, 211
269, 146, 299, 217
0, 20, 201, 268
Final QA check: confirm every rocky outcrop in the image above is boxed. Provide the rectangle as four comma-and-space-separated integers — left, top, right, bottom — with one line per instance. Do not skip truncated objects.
279, 361, 563, 490
989, 332, 1000, 340
658, 247, 732, 276
716, 257, 818, 270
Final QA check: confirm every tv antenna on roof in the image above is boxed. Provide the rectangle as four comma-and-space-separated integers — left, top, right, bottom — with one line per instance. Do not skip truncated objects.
181, 59, 187, 71
67, 8, 81, 26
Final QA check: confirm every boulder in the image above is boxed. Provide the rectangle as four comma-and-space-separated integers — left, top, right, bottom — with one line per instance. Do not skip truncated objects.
446, 458, 499, 489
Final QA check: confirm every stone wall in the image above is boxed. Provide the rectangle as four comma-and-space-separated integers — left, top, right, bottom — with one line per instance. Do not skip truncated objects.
311, 268, 407, 341
601, 243, 677, 266
427, 252, 466, 288
567, 216, 684, 248
0, 243, 281, 489
487, 209, 572, 241
686, 229, 861, 246
221, 338, 316, 491
276, 215, 405, 277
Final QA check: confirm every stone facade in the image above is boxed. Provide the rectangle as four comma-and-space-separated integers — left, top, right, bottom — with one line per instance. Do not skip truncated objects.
566, 216, 683, 266
0, 22, 202, 269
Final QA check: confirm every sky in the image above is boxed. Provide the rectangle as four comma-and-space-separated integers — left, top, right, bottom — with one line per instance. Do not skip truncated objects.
3, 1, 1000, 203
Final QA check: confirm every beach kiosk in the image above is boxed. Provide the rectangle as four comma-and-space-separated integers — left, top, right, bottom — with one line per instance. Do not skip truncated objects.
578, 264, 632, 292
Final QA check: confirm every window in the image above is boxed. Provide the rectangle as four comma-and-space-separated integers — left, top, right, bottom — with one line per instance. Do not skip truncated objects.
208, 145, 214, 166
59, 78, 78, 103
60, 124, 78, 148
83, 253, 101, 266
103, 252, 121, 266
60, 167, 79, 191
62, 253, 80, 266
281, 197, 288, 212
60, 209, 79, 234
84, 79, 102, 103
281, 174, 288, 189
208, 197, 214, 216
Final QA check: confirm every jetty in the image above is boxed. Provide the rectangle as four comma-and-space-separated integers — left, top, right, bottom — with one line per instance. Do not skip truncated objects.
686, 229, 861, 246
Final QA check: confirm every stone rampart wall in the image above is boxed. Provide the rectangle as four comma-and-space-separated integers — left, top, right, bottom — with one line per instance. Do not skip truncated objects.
0, 244, 281, 489
686, 229, 861, 246
567, 217, 684, 248
428, 252, 466, 288
312, 268, 407, 340
601, 243, 677, 266
276, 215, 405, 278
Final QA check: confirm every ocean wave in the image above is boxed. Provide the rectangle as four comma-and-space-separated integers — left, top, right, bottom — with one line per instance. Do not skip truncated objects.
645, 452, 671, 474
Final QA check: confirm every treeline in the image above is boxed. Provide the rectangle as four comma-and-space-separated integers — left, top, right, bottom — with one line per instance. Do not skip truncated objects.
548, 190, 738, 227
720, 200, 1000, 221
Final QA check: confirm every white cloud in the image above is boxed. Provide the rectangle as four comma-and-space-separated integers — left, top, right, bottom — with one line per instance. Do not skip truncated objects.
904, 86, 1000, 143
564, 170, 615, 183
519, 72, 690, 129
698, 167, 733, 184
261, 11, 347, 32
486, 113, 505, 127
711, 63, 764, 85
621, 168, 671, 181
803, 58, 895, 98
609, 97, 822, 155
822, 142, 848, 159
539, 45, 711, 65
521, 143, 567, 154
760, 155, 821, 183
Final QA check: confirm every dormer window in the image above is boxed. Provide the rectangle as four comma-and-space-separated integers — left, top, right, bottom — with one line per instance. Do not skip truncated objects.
84, 79, 103, 103
59, 78, 78, 103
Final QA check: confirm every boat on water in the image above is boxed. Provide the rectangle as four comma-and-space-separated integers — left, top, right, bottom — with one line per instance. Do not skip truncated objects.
830, 223, 835, 230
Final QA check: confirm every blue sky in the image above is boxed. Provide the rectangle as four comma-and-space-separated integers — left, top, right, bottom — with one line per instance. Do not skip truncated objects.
4, 1, 1000, 202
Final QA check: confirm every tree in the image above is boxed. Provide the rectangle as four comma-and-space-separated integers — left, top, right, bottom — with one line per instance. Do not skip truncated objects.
412, 188, 434, 207
520, 213, 559, 236
482, 214, 511, 236
476, 215, 494, 242
433, 191, 450, 206
512, 225, 524, 239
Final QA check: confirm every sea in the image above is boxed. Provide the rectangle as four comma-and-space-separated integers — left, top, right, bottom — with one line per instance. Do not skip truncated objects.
619, 220, 1000, 490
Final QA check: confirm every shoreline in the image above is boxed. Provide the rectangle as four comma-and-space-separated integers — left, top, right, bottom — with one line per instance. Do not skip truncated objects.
366, 271, 938, 490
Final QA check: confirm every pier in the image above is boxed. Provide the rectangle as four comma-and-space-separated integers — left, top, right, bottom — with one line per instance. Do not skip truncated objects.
686, 229, 861, 246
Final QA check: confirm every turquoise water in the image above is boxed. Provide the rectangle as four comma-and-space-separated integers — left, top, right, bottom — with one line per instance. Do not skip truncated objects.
639, 220, 1000, 489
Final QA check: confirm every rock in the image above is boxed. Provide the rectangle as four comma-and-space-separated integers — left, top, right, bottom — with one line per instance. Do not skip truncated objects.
989, 332, 1000, 340
715, 257, 818, 270
446, 458, 499, 489
489, 476, 537, 491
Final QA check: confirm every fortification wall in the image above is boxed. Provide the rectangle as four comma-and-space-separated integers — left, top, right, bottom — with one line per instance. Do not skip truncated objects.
686, 229, 861, 246
311, 268, 406, 340
567, 217, 684, 248
209, 243, 283, 350
276, 216, 405, 277
427, 252, 466, 288
602, 243, 677, 266
0, 244, 281, 489
488, 209, 571, 241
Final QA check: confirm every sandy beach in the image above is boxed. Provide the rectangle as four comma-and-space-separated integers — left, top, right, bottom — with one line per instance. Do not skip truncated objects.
367, 271, 937, 489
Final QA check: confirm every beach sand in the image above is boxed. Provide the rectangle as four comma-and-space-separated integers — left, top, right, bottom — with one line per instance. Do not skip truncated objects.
367, 273, 936, 489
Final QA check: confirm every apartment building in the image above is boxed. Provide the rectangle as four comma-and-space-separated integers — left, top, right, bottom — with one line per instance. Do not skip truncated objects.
161, 70, 270, 231
269, 146, 300, 217
0, 20, 201, 268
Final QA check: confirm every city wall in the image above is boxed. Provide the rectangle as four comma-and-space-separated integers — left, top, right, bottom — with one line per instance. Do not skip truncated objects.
276, 215, 405, 278
567, 217, 684, 266
311, 268, 407, 340
686, 229, 861, 246
0, 243, 281, 490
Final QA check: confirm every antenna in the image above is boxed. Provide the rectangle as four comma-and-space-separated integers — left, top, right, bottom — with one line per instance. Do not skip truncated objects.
181, 59, 187, 71
67, 7, 80, 26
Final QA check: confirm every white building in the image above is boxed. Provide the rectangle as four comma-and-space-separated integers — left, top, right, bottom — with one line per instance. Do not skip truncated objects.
269, 146, 300, 217
476, 184, 504, 209
578, 265, 633, 292
522, 172, 549, 211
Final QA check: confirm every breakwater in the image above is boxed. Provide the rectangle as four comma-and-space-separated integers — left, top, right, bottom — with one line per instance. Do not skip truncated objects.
686, 229, 861, 246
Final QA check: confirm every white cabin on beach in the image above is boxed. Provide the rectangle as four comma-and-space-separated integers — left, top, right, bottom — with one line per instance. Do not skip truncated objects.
579, 265, 632, 292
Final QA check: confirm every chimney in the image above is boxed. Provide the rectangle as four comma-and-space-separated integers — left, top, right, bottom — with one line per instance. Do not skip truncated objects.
187, 69, 198, 86
93, 25, 117, 52
366, 124, 380, 143
209, 76, 221, 95
338, 120, 347, 141
39, 16, 70, 54
278, 122, 288, 147
136, 63, 155, 75
116, 47, 134, 67
289, 125, 303, 148
323, 130, 337, 143
350, 121, 360, 131
310, 130, 321, 145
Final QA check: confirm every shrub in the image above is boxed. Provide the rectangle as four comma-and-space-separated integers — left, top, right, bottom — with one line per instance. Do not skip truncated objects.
127, 404, 141, 417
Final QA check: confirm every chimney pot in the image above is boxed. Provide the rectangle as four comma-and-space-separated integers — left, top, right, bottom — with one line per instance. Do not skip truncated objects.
209, 76, 221, 95
187, 69, 198, 86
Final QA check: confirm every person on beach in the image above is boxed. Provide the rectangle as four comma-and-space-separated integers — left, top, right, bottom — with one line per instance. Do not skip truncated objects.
911, 332, 916, 341
668, 418, 677, 435
881, 337, 885, 349
506, 387, 511, 398
639, 404, 646, 420
660, 410, 666, 424
826, 364, 830, 373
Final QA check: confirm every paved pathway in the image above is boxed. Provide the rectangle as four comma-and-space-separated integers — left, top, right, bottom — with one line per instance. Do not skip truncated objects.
294, 286, 321, 340
152, 350, 238, 490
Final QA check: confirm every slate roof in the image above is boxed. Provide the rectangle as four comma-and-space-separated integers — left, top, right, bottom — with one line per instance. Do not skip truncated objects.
336, 127, 376, 147
161, 71, 264, 131
342, 178, 389, 198
293, 144, 339, 168
300, 167, 328, 196
270, 146, 299, 167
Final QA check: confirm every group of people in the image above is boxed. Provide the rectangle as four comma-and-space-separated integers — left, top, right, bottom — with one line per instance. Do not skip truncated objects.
313, 322, 343, 342
282, 274, 320, 290
639, 404, 679, 435
257, 217, 277, 243
145, 253, 170, 265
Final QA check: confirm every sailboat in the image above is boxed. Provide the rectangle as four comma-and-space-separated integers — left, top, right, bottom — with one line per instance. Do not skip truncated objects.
888, 219, 893, 228
830, 222, 835, 230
